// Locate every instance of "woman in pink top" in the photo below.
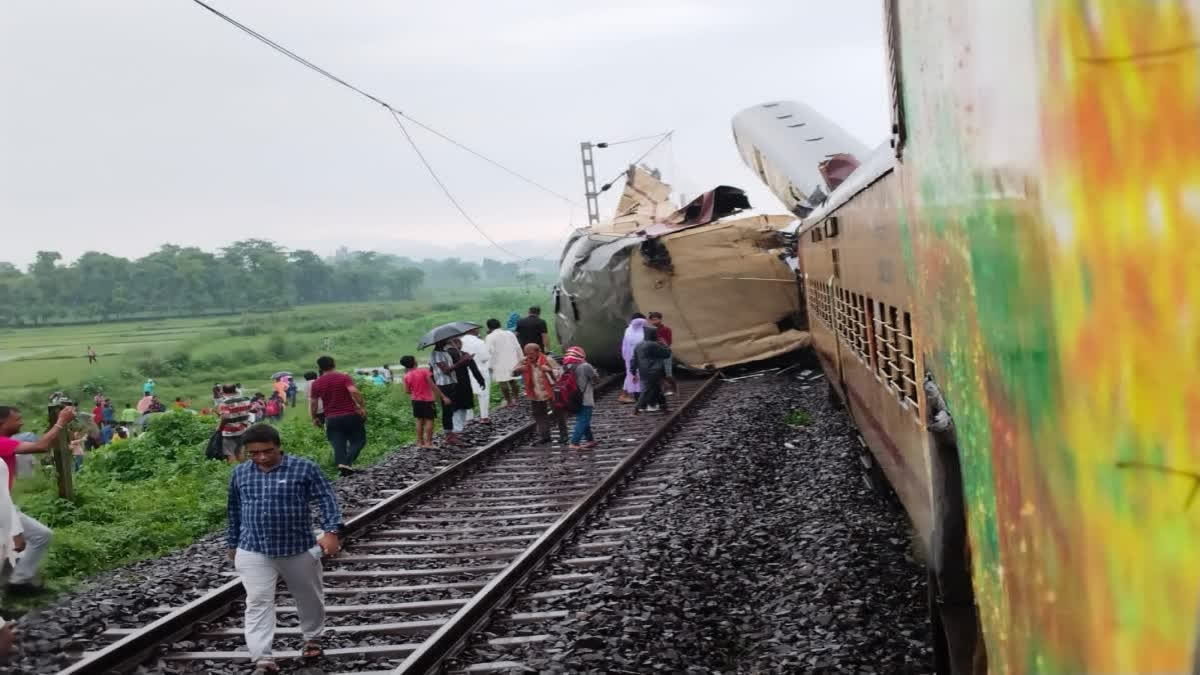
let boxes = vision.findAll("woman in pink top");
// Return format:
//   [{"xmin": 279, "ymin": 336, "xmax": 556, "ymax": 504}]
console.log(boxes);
[{"xmin": 400, "ymin": 355, "xmax": 450, "ymax": 449}]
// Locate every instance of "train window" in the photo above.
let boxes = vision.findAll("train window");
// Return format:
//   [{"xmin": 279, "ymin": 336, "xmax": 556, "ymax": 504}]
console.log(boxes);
[
  {"xmin": 553, "ymin": 287, "xmax": 562, "ymax": 314},
  {"xmin": 831, "ymin": 248, "xmax": 840, "ymax": 279},
  {"xmin": 884, "ymin": 0, "xmax": 907, "ymax": 158},
  {"xmin": 855, "ymin": 293, "xmax": 869, "ymax": 360},
  {"xmin": 570, "ymin": 296, "xmax": 580, "ymax": 322},
  {"xmin": 888, "ymin": 306, "xmax": 903, "ymax": 393},
  {"xmin": 874, "ymin": 302, "xmax": 894, "ymax": 382},
  {"xmin": 825, "ymin": 217, "xmax": 839, "ymax": 238},
  {"xmin": 811, "ymin": 228, "xmax": 823, "ymax": 243},
  {"xmin": 900, "ymin": 311, "xmax": 918, "ymax": 407}
]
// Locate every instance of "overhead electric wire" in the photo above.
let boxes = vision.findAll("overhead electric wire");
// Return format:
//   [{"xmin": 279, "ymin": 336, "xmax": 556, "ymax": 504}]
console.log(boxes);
[
  {"xmin": 388, "ymin": 111, "xmax": 524, "ymax": 260},
  {"xmin": 187, "ymin": 0, "xmax": 576, "ymax": 261},
  {"xmin": 600, "ymin": 131, "xmax": 673, "ymax": 147},
  {"xmin": 597, "ymin": 130, "xmax": 675, "ymax": 198}
]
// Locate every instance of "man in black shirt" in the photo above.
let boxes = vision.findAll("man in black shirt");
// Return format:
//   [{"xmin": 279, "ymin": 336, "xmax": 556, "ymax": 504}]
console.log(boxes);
[{"xmin": 515, "ymin": 306, "xmax": 548, "ymax": 351}]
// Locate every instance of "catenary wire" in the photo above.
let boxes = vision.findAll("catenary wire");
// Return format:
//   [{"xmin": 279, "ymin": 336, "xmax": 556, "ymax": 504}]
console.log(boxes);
[
  {"xmin": 187, "ymin": 0, "xmax": 580, "ymax": 208},
  {"xmin": 388, "ymin": 111, "xmax": 524, "ymax": 261}
]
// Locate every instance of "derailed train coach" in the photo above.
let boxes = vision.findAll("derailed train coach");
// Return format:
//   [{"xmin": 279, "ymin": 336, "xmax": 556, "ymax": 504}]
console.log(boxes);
[
  {"xmin": 553, "ymin": 168, "xmax": 807, "ymax": 372},
  {"xmin": 736, "ymin": 2, "xmax": 1200, "ymax": 673}
]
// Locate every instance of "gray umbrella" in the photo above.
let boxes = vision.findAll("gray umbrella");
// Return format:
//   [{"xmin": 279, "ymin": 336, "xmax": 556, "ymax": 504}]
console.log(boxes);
[
  {"xmin": 417, "ymin": 321, "xmax": 480, "ymax": 349},
  {"xmin": 271, "ymin": 371, "xmax": 292, "ymax": 381}
]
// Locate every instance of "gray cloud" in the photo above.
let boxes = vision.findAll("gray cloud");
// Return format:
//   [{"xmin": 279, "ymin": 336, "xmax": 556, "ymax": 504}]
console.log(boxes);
[{"xmin": 0, "ymin": 0, "xmax": 888, "ymax": 265}]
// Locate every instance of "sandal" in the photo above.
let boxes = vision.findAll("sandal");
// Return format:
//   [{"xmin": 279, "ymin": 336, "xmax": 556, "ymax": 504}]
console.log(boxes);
[
  {"xmin": 253, "ymin": 660, "xmax": 279, "ymax": 674},
  {"xmin": 301, "ymin": 640, "xmax": 323, "ymax": 659}
]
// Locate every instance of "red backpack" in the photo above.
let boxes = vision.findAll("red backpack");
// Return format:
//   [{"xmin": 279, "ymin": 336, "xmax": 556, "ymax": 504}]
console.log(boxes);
[
  {"xmin": 265, "ymin": 399, "xmax": 282, "ymax": 416},
  {"xmin": 552, "ymin": 365, "xmax": 582, "ymax": 412}
]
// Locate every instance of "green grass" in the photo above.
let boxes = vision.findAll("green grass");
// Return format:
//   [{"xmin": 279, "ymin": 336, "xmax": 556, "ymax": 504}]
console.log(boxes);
[
  {"xmin": 2, "ymin": 292, "xmax": 551, "ymax": 607},
  {"xmin": 784, "ymin": 408, "xmax": 813, "ymax": 426}
]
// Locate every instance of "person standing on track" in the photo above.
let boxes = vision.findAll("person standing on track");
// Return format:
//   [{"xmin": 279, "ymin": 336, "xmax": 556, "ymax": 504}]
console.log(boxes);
[
  {"xmin": 400, "ymin": 355, "xmax": 451, "ymax": 449},
  {"xmin": 309, "ymin": 356, "xmax": 367, "ymax": 477},
  {"xmin": 0, "ymin": 404, "xmax": 76, "ymax": 593},
  {"xmin": 459, "ymin": 327, "xmax": 491, "ymax": 423},
  {"xmin": 631, "ymin": 325, "xmax": 672, "ymax": 414},
  {"xmin": 514, "ymin": 343, "xmax": 567, "ymax": 444},
  {"xmin": 430, "ymin": 340, "xmax": 474, "ymax": 445},
  {"xmin": 449, "ymin": 338, "xmax": 486, "ymax": 427},
  {"xmin": 226, "ymin": 424, "xmax": 343, "ymax": 675},
  {"xmin": 515, "ymin": 306, "xmax": 549, "ymax": 351},
  {"xmin": 563, "ymin": 346, "xmax": 598, "ymax": 450},
  {"xmin": 619, "ymin": 314, "xmax": 647, "ymax": 404},
  {"xmin": 647, "ymin": 311, "xmax": 677, "ymax": 395},
  {"xmin": 485, "ymin": 318, "xmax": 523, "ymax": 408}
]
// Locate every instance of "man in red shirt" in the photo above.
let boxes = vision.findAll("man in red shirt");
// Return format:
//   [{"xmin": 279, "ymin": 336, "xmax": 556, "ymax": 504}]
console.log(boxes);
[
  {"xmin": 0, "ymin": 404, "xmax": 76, "ymax": 592},
  {"xmin": 647, "ymin": 312, "xmax": 677, "ymax": 395},
  {"xmin": 308, "ymin": 356, "xmax": 367, "ymax": 476}
]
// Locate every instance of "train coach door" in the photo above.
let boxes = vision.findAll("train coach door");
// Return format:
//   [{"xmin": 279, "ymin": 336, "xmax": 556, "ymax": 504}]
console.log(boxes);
[{"xmin": 829, "ymin": 247, "xmax": 847, "ymax": 396}]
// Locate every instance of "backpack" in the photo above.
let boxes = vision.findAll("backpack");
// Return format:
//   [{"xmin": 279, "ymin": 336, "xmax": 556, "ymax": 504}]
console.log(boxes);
[
  {"xmin": 265, "ymin": 399, "xmax": 282, "ymax": 416},
  {"xmin": 552, "ymin": 365, "xmax": 583, "ymax": 413}
]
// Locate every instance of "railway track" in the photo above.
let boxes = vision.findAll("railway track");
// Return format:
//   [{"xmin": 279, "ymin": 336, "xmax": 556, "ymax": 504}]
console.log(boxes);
[{"xmin": 59, "ymin": 374, "xmax": 719, "ymax": 674}]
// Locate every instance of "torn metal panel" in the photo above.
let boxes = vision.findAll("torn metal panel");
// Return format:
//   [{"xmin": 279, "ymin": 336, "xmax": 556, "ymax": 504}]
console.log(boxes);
[{"xmin": 629, "ymin": 214, "xmax": 810, "ymax": 370}]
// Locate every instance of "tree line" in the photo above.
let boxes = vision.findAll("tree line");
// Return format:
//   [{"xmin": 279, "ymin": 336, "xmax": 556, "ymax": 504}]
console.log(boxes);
[{"xmin": 0, "ymin": 240, "xmax": 543, "ymax": 326}]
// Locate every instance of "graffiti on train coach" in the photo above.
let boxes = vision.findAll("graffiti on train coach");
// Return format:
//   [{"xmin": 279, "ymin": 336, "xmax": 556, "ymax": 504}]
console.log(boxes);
[{"xmin": 896, "ymin": 1, "xmax": 1200, "ymax": 673}]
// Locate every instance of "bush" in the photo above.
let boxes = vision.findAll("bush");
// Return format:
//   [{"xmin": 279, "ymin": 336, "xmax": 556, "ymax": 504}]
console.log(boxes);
[{"xmin": 430, "ymin": 302, "xmax": 461, "ymax": 312}]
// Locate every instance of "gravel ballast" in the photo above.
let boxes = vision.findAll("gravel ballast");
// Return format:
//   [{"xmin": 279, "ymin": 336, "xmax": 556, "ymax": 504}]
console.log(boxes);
[{"xmin": 497, "ymin": 367, "xmax": 933, "ymax": 673}]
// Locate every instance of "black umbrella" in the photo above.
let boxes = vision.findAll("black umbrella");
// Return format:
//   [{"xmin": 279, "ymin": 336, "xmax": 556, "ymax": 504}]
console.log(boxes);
[{"xmin": 417, "ymin": 321, "xmax": 480, "ymax": 349}]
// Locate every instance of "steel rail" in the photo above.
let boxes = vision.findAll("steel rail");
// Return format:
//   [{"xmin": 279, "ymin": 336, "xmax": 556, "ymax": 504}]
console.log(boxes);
[
  {"xmin": 59, "ymin": 421, "xmax": 543, "ymax": 674},
  {"xmin": 393, "ymin": 373, "xmax": 721, "ymax": 674}
]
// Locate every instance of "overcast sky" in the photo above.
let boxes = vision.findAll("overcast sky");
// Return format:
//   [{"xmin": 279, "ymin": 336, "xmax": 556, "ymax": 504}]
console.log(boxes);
[{"xmin": 0, "ymin": 1, "xmax": 888, "ymax": 266}]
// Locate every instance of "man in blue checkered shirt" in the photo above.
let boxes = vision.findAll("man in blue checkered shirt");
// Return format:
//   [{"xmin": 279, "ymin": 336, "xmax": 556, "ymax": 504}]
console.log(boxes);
[{"xmin": 227, "ymin": 424, "xmax": 343, "ymax": 673}]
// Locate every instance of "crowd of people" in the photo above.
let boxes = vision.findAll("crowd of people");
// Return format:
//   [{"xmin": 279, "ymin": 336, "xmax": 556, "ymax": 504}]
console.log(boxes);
[{"xmin": 390, "ymin": 305, "xmax": 675, "ymax": 452}]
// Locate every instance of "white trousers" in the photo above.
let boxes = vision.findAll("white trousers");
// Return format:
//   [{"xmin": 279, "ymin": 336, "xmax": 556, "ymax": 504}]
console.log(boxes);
[
  {"xmin": 235, "ymin": 548, "xmax": 325, "ymax": 663},
  {"xmin": 452, "ymin": 408, "xmax": 468, "ymax": 432},
  {"xmin": 11, "ymin": 512, "xmax": 51, "ymax": 584},
  {"xmin": 467, "ymin": 373, "xmax": 491, "ymax": 420}
]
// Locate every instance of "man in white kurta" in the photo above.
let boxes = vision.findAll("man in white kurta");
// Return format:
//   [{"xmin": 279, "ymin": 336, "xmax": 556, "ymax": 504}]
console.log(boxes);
[
  {"xmin": 484, "ymin": 318, "xmax": 524, "ymax": 408},
  {"xmin": 459, "ymin": 328, "xmax": 491, "ymax": 422}
]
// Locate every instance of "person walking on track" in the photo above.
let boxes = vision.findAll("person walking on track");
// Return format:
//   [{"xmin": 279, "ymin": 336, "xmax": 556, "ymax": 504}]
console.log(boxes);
[
  {"xmin": 619, "ymin": 314, "xmax": 647, "ymax": 403},
  {"xmin": 514, "ymin": 343, "xmax": 567, "ymax": 444},
  {"xmin": 227, "ymin": 424, "xmax": 343, "ymax": 675},
  {"xmin": 485, "ymin": 318, "xmax": 523, "ymax": 408},
  {"xmin": 458, "ymin": 327, "xmax": 492, "ymax": 423},
  {"xmin": 563, "ymin": 346, "xmax": 598, "ymax": 449},
  {"xmin": 309, "ymin": 356, "xmax": 367, "ymax": 476}
]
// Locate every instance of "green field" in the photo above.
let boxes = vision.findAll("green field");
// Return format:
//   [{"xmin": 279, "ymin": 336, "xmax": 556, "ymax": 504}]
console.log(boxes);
[
  {"xmin": 0, "ymin": 287, "xmax": 546, "ymax": 420},
  {"xmin": 2, "ymin": 288, "xmax": 551, "ymax": 604}
]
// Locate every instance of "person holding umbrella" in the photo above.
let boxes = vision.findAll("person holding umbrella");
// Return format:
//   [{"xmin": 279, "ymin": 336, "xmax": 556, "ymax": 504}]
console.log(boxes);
[{"xmin": 418, "ymin": 322, "xmax": 484, "ymax": 446}]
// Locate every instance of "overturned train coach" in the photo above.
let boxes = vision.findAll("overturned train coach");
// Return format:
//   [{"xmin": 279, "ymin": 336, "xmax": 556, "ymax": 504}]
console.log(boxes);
[
  {"xmin": 553, "ymin": 168, "xmax": 807, "ymax": 372},
  {"xmin": 735, "ymin": 1, "xmax": 1200, "ymax": 672}
]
